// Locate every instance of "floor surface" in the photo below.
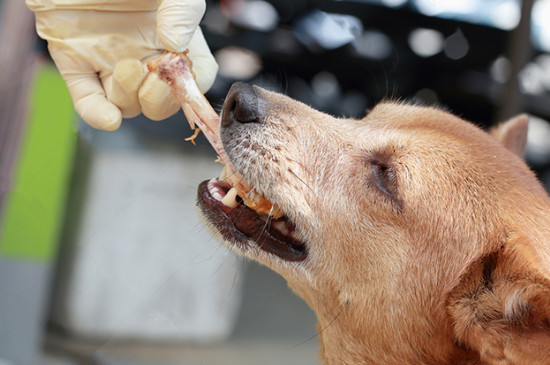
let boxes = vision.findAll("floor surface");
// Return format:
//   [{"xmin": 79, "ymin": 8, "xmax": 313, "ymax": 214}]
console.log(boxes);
[{"xmin": 44, "ymin": 262, "xmax": 319, "ymax": 365}]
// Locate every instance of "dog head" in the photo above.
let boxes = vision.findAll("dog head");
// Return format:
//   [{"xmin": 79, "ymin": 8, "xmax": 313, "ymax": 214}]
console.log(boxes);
[{"xmin": 198, "ymin": 83, "xmax": 550, "ymax": 364}]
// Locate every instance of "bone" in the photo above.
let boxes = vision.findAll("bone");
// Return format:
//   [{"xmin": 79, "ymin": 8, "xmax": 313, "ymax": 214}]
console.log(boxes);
[{"xmin": 147, "ymin": 51, "xmax": 283, "ymax": 218}]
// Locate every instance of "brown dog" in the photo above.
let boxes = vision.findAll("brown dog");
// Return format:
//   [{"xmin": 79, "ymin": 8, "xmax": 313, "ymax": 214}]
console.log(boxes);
[{"xmin": 197, "ymin": 82, "xmax": 550, "ymax": 364}]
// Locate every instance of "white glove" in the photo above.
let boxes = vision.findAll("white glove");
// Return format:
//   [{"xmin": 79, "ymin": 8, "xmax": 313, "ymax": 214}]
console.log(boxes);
[{"xmin": 26, "ymin": 0, "xmax": 218, "ymax": 130}]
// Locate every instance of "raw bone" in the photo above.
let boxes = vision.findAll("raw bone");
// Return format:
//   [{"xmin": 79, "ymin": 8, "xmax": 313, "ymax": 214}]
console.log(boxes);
[{"xmin": 147, "ymin": 51, "xmax": 282, "ymax": 218}]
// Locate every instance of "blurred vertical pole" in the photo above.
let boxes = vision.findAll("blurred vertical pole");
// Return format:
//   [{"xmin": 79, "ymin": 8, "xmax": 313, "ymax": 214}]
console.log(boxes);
[
  {"xmin": 0, "ymin": 0, "xmax": 37, "ymax": 220},
  {"xmin": 497, "ymin": 0, "xmax": 535, "ymax": 121},
  {"xmin": 0, "ymin": 1, "xmax": 46, "ymax": 365}
]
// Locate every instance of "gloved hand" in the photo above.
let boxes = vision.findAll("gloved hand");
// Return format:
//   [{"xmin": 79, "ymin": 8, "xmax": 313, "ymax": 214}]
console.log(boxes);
[{"xmin": 26, "ymin": 0, "xmax": 218, "ymax": 130}]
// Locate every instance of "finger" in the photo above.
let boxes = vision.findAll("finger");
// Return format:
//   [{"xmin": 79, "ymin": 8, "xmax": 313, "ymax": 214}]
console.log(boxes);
[
  {"xmin": 48, "ymin": 44, "xmax": 122, "ymax": 130},
  {"xmin": 73, "ymin": 79, "xmax": 123, "ymax": 131},
  {"xmin": 186, "ymin": 28, "xmax": 218, "ymax": 93},
  {"xmin": 157, "ymin": 0, "xmax": 206, "ymax": 52},
  {"xmin": 138, "ymin": 71, "xmax": 180, "ymax": 121},
  {"xmin": 105, "ymin": 59, "xmax": 148, "ymax": 119}
]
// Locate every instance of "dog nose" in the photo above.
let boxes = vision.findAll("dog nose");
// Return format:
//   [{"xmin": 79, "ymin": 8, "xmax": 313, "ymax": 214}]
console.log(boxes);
[{"xmin": 222, "ymin": 82, "xmax": 263, "ymax": 127}]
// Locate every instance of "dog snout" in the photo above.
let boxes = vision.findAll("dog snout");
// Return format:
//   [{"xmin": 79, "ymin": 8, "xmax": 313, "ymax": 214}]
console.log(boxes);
[{"xmin": 222, "ymin": 82, "xmax": 265, "ymax": 127}]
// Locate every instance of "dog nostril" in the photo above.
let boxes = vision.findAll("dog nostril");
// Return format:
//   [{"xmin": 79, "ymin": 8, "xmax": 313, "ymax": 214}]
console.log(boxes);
[
  {"xmin": 227, "ymin": 82, "xmax": 263, "ymax": 124},
  {"xmin": 234, "ymin": 97, "xmax": 259, "ymax": 123}
]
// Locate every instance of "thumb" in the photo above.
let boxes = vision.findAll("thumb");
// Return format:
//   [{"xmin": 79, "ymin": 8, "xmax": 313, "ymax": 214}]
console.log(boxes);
[
  {"xmin": 157, "ymin": 0, "xmax": 206, "ymax": 52},
  {"xmin": 48, "ymin": 45, "xmax": 122, "ymax": 130}
]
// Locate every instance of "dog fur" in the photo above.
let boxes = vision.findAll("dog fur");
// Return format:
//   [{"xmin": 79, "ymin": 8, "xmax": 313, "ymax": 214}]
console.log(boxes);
[{"xmin": 201, "ymin": 84, "xmax": 550, "ymax": 364}]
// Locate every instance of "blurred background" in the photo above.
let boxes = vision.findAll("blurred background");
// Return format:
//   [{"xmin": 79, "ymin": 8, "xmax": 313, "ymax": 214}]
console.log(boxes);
[{"xmin": 1, "ymin": 0, "xmax": 550, "ymax": 364}]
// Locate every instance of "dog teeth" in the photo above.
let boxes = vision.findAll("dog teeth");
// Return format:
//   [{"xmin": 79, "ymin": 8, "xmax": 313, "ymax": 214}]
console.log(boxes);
[
  {"xmin": 273, "ymin": 221, "xmax": 290, "ymax": 235},
  {"xmin": 222, "ymin": 187, "xmax": 239, "ymax": 208},
  {"xmin": 208, "ymin": 178, "xmax": 224, "ymax": 201},
  {"xmin": 211, "ymin": 190, "xmax": 223, "ymax": 201},
  {"xmin": 215, "ymin": 167, "xmax": 285, "ymax": 219}
]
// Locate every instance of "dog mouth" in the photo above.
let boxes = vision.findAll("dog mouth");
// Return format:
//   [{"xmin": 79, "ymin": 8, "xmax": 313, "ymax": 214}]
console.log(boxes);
[
  {"xmin": 148, "ymin": 55, "xmax": 307, "ymax": 262},
  {"xmin": 197, "ymin": 172, "xmax": 308, "ymax": 262}
]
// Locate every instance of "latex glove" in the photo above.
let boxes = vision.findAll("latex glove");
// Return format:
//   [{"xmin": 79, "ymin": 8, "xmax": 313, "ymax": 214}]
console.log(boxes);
[{"xmin": 26, "ymin": 0, "xmax": 218, "ymax": 130}]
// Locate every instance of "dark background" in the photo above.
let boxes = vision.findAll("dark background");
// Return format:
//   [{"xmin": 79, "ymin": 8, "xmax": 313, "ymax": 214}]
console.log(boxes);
[{"xmin": 192, "ymin": 0, "xmax": 550, "ymax": 184}]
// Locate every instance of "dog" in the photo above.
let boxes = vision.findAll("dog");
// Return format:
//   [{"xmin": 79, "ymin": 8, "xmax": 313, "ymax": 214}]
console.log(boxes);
[{"xmin": 197, "ymin": 82, "xmax": 550, "ymax": 364}]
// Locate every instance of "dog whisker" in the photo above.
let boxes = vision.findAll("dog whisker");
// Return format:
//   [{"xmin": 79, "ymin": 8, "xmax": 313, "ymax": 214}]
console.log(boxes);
[
  {"xmin": 291, "ymin": 304, "xmax": 347, "ymax": 349},
  {"xmin": 287, "ymin": 168, "xmax": 313, "ymax": 192},
  {"xmin": 255, "ymin": 214, "xmax": 273, "ymax": 248}
]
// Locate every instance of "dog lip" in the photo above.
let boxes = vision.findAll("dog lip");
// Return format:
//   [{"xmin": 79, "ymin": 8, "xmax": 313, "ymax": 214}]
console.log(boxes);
[{"xmin": 197, "ymin": 179, "xmax": 308, "ymax": 262}]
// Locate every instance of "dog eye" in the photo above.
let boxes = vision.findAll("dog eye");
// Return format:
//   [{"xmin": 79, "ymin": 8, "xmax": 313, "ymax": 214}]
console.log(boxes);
[
  {"xmin": 367, "ymin": 157, "xmax": 400, "ymax": 208},
  {"xmin": 371, "ymin": 161, "xmax": 393, "ymax": 195}
]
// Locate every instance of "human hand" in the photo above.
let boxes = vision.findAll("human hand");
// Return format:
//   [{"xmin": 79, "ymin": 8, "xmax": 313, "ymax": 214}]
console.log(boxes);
[{"xmin": 26, "ymin": 0, "xmax": 218, "ymax": 130}]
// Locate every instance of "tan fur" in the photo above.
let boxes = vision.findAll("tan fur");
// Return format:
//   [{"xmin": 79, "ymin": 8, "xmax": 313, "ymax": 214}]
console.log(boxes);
[{"xmin": 207, "ymin": 87, "xmax": 550, "ymax": 364}]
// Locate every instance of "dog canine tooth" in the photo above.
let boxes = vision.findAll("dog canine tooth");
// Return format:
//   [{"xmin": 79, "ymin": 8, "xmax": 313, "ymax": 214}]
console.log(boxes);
[{"xmin": 222, "ymin": 187, "xmax": 239, "ymax": 208}]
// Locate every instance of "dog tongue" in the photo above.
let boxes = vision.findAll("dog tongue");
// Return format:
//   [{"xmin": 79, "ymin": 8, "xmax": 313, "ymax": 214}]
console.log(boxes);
[{"xmin": 147, "ymin": 51, "xmax": 283, "ymax": 218}]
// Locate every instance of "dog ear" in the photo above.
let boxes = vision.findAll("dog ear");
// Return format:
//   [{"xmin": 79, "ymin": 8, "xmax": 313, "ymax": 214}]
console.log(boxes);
[
  {"xmin": 489, "ymin": 115, "xmax": 529, "ymax": 158},
  {"xmin": 448, "ymin": 236, "xmax": 550, "ymax": 363}
]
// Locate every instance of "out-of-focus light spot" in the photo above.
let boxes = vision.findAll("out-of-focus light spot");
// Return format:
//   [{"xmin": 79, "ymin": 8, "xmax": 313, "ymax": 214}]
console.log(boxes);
[
  {"xmin": 414, "ymin": 88, "xmax": 439, "ymax": 104},
  {"xmin": 311, "ymin": 71, "xmax": 340, "ymax": 99},
  {"xmin": 526, "ymin": 116, "xmax": 550, "ymax": 165},
  {"xmin": 491, "ymin": 1, "xmax": 520, "ymax": 30},
  {"xmin": 215, "ymin": 47, "xmax": 262, "ymax": 80},
  {"xmin": 532, "ymin": 0, "xmax": 550, "ymax": 52},
  {"xmin": 408, "ymin": 28, "xmax": 444, "ymax": 57},
  {"xmin": 230, "ymin": 0, "xmax": 279, "ymax": 32},
  {"xmin": 414, "ymin": 0, "xmax": 479, "ymax": 16},
  {"xmin": 354, "ymin": 30, "xmax": 393, "ymax": 60},
  {"xmin": 490, "ymin": 56, "xmax": 511, "ymax": 84},
  {"xmin": 413, "ymin": 0, "xmax": 519, "ymax": 30},
  {"xmin": 294, "ymin": 10, "xmax": 363, "ymax": 52},
  {"xmin": 444, "ymin": 29, "xmax": 469, "ymax": 60},
  {"xmin": 381, "ymin": 0, "xmax": 408, "ymax": 7},
  {"xmin": 534, "ymin": 54, "xmax": 550, "ymax": 91},
  {"xmin": 519, "ymin": 62, "xmax": 546, "ymax": 95},
  {"xmin": 413, "ymin": 0, "xmax": 440, "ymax": 16}
]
